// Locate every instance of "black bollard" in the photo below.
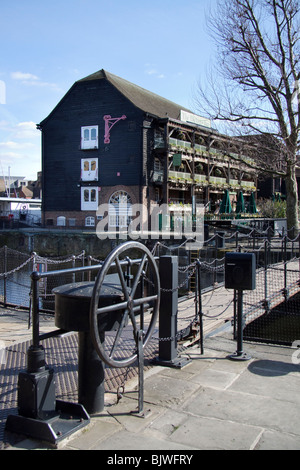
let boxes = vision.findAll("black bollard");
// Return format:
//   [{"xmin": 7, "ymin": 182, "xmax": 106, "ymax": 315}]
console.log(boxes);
[
  {"xmin": 155, "ymin": 256, "xmax": 191, "ymax": 368},
  {"xmin": 225, "ymin": 252, "xmax": 255, "ymax": 362}
]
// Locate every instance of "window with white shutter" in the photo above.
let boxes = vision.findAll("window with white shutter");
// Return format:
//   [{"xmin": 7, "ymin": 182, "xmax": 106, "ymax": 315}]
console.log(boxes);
[{"xmin": 81, "ymin": 126, "xmax": 98, "ymax": 149}]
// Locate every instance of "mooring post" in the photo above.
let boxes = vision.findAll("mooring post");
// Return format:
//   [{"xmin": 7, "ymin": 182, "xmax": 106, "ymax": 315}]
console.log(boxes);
[{"xmin": 155, "ymin": 255, "xmax": 191, "ymax": 368}]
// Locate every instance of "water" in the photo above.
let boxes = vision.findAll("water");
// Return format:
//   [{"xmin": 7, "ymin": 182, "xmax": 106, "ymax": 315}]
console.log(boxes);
[{"xmin": 1, "ymin": 269, "xmax": 32, "ymax": 308}]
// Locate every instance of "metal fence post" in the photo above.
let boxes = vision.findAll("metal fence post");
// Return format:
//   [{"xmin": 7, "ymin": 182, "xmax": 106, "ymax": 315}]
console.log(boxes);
[
  {"xmin": 3, "ymin": 245, "xmax": 7, "ymax": 307},
  {"xmin": 262, "ymin": 240, "xmax": 270, "ymax": 315},
  {"xmin": 196, "ymin": 261, "xmax": 204, "ymax": 355},
  {"xmin": 283, "ymin": 235, "xmax": 288, "ymax": 300},
  {"xmin": 228, "ymin": 290, "xmax": 251, "ymax": 361},
  {"xmin": 72, "ymin": 255, "xmax": 76, "ymax": 283}
]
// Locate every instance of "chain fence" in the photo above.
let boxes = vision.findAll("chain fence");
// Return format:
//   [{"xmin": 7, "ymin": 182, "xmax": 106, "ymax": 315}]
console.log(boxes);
[
  {"xmin": 151, "ymin": 228, "xmax": 300, "ymax": 347},
  {"xmin": 0, "ymin": 228, "xmax": 300, "ymax": 437},
  {"xmin": 1, "ymin": 224, "xmax": 300, "ymax": 346},
  {"xmin": 0, "ymin": 246, "xmax": 86, "ymax": 310}
]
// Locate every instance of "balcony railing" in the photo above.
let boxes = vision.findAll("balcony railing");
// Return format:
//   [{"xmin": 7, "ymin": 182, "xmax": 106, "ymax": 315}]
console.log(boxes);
[
  {"xmin": 169, "ymin": 138, "xmax": 256, "ymax": 167},
  {"xmin": 169, "ymin": 138, "xmax": 192, "ymax": 149},
  {"xmin": 153, "ymin": 170, "xmax": 164, "ymax": 183},
  {"xmin": 240, "ymin": 180, "xmax": 256, "ymax": 190},
  {"xmin": 210, "ymin": 176, "xmax": 227, "ymax": 185},
  {"xmin": 169, "ymin": 170, "xmax": 193, "ymax": 183},
  {"xmin": 194, "ymin": 174, "xmax": 208, "ymax": 184},
  {"xmin": 166, "ymin": 169, "xmax": 256, "ymax": 191}
]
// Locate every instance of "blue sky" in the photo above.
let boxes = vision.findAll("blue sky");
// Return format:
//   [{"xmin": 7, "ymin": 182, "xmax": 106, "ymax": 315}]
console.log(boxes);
[{"xmin": 0, "ymin": 0, "xmax": 217, "ymax": 180}]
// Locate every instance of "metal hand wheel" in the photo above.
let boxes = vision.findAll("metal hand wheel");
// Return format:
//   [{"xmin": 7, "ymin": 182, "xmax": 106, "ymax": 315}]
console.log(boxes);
[{"xmin": 89, "ymin": 241, "xmax": 160, "ymax": 368}]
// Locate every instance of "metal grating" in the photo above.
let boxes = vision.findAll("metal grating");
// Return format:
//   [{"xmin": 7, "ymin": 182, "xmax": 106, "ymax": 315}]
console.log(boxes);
[{"xmin": 0, "ymin": 333, "xmax": 159, "ymax": 448}]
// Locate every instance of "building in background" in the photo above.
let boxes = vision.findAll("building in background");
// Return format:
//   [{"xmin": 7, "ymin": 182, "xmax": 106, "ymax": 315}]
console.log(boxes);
[{"xmin": 38, "ymin": 69, "xmax": 258, "ymax": 230}]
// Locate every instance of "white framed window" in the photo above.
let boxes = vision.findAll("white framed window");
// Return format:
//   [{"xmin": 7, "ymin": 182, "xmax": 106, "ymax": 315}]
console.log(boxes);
[
  {"xmin": 108, "ymin": 191, "xmax": 132, "ymax": 228},
  {"xmin": 81, "ymin": 158, "xmax": 98, "ymax": 181},
  {"xmin": 57, "ymin": 216, "xmax": 66, "ymax": 226},
  {"xmin": 81, "ymin": 126, "xmax": 98, "ymax": 149},
  {"xmin": 85, "ymin": 216, "xmax": 95, "ymax": 227},
  {"xmin": 81, "ymin": 187, "xmax": 98, "ymax": 211}
]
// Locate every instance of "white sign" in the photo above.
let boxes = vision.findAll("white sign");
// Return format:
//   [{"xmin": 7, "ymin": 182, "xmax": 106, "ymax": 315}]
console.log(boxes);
[{"xmin": 180, "ymin": 110, "xmax": 211, "ymax": 129}]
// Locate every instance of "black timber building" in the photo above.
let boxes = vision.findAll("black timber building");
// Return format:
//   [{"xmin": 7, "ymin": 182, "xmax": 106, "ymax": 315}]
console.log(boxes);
[{"xmin": 38, "ymin": 69, "xmax": 257, "ymax": 230}]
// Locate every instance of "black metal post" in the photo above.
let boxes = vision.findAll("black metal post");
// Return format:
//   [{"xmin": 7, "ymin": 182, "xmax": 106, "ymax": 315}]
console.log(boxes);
[
  {"xmin": 78, "ymin": 331, "xmax": 105, "ymax": 414},
  {"xmin": 283, "ymin": 235, "xmax": 288, "ymax": 300},
  {"xmin": 138, "ymin": 330, "xmax": 144, "ymax": 415},
  {"xmin": 130, "ymin": 329, "xmax": 151, "ymax": 419},
  {"xmin": 155, "ymin": 256, "xmax": 191, "ymax": 368},
  {"xmin": 27, "ymin": 272, "xmax": 46, "ymax": 372},
  {"xmin": 196, "ymin": 261, "xmax": 204, "ymax": 355},
  {"xmin": 5, "ymin": 270, "xmax": 90, "ymax": 444},
  {"xmin": 228, "ymin": 290, "xmax": 251, "ymax": 361},
  {"xmin": 263, "ymin": 240, "xmax": 270, "ymax": 315},
  {"xmin": 3, "ymin": 245, "xmax": 7, "ymax": 307},
  {"xmin": 233, "ymin": 290, "xmax": 237, "ymax": 339}
]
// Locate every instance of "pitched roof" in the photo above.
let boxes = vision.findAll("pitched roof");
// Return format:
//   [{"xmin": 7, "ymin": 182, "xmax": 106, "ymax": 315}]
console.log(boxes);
[{"xmin": 78, "ymin": 69, "xmax": 193, "ymax": 120}]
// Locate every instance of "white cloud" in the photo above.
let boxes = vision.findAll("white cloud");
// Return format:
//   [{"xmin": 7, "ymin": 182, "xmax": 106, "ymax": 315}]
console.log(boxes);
[
  {"xmin": 14, "ymin": 121, "xmax": 39, "ymax": 139},
  {"xmin": 0, "ymin": 151, "xmax": 23, "ymax": 159},
  {"xmin": 11, "ymin": 72, "xmax": 39, "ymax": 81},
  {"xmin": 0, "ymin": 121, "xmax": 41, "ymax": 179},
  {"xmin": 144, "ymin": 64, "xmax": 166, "ymax": 79},
  {"xmin": 0, "ymin": 121, "xmax": 39, "ymax": 143},
  {"xmin": 146, "ymin": 69, "xmax": 158, "ymax": 75},
  {"xmin": 11, "ymin": 71, "xmax": 60, "ymax": 90},
  {"xmin": 0, "ymin": 141, "xmax": 35, "ymax": 150}
]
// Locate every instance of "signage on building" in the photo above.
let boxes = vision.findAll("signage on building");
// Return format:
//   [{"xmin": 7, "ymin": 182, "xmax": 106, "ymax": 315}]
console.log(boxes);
[
  {"xmin": 180, "ymin": 110, "xmax": 211, "ymax": 129},
  {"xmin": 173, "ymin": 154, "xmax": 182, "ymax": 167}
]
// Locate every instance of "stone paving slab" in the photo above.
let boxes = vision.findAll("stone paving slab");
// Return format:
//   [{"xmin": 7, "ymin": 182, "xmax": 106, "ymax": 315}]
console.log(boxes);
[
  {"xmin": 2, "ymin": 287, "xmax": 300, "ymax": 451},
  {"xmin": 58, "ymin": 336, "xmax": 300, "ymax": 451}
]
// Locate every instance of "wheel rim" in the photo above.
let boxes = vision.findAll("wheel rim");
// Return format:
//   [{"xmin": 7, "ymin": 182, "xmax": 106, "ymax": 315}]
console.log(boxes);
[{"xmin": 89, "ymin": 242, "xmax": 160, "ymax": 368}]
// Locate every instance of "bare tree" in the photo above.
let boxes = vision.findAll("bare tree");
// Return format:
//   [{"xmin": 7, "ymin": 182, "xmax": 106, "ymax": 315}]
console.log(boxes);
[{"xmin": 196, "ymin": 0, "xmax": 300, "ymax": 237}]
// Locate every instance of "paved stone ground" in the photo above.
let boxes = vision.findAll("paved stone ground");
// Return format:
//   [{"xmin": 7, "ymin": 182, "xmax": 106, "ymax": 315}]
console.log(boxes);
[{"xmin": 0, "ymin": 285, "xmax": 234, "ymax": 449}]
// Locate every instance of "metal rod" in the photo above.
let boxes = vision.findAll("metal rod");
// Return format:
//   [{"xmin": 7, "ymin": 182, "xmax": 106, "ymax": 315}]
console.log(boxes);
[
  {"xmin": 197, "ymin": 261, "xmax": 204, "ymax": 355},
  {"xmin": 236, "ymin": 290, "xmax": 244, "ymax": 356},
  {"xmin": 30, "ymin": 256, "xmax": 159, "ymax": 280},
  {"xmin": 3, "ymin": 245, "xmax": 7, "ymax": 307},
  {"xmin": 284, "ymin": 235, "xmax": 288, "ymax": 297},
  {"xmin": 228, "ymin": 289, "xmax": 251, "ymax": 361},
  {"xmin": 138, "ymin": 330, "xmax": 144, "ymax": 415},
  {"xmin": 264, "ymin": 240, "xmax": 269, "ymax": 312},
  {"xmin": 31, "ymin": 273, "xmax": 40, "ymax": 348}
]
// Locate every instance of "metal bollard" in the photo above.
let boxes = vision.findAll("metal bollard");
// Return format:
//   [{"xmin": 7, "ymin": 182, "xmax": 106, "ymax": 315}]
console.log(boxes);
[
  {"xmin": 155, "ymin": 256, "xmax": 191, "ymax": 369},
  {"xmin": 53, "ymin": 281, "xmax": 124, "ymax": 414},
  {"xmin": 5, "ymin": 274, "xmax": 90, "ymax": 445}
]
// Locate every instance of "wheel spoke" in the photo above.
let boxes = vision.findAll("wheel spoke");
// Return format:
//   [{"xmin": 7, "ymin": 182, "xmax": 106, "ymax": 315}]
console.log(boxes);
[
  {"xmin": 96, "ymin": 300, "xmax": 128, "ymax": 316},
  {"xmin": 109, "ymin": 309, "xmax": 129, "ymax": 358},
  {"xmin": 115, "ymin": 256, "xmax": 130, "ymax": 301},
  {"xmin": 130, "ymin": 253, "xmax": 147, "ymax": 298},
  {"xmin": 132, "ymin": 295, "xmax": 158, "ymax": 306},
  {"xmin": 128, "ymin": 305, "xmax": 138, "ymax": 345}
]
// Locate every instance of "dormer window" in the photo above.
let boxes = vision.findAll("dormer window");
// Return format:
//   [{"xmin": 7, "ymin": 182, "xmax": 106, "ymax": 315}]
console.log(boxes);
[{"xmin": 81, "ymin": 126, "xmax": 98, "ymax": 149}]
